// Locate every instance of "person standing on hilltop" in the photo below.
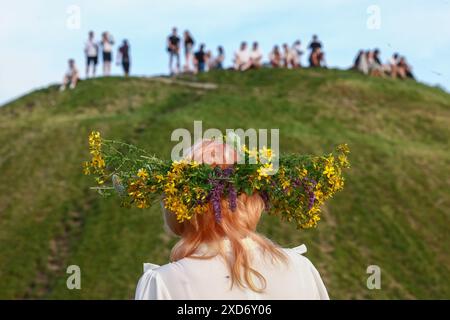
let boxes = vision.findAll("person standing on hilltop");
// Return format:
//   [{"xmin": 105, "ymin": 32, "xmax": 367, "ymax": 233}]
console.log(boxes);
[
  {"xmin": 167, "ymin": 27, "xmax": 181, "ymax": 75},
  {"xmin": 193, "ymin": 43, "xmax": 207, "ymax": 73},
  {"xmin": 117, "ymin": 39, "xmax": 131, "ymax": 77},
  {"xmin": 101, "ymin": 31, "xmax": 115, "ymax": 76},
  {"xmin": 84, "ymin": 31, "xmax": 99, "ymax": 78},
  {"xmin": 183, "ymin": 30, "xmax": 195, "ymax": 72}
]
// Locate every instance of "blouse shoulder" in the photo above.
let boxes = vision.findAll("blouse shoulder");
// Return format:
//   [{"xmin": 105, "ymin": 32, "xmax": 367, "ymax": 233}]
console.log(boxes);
[
  {"xmin": 283, "ymin": 244, "xmax": 330, "ymax": 300},
  {"xmin": 135, "ymin": 263, "xmax": 172, "ymax": 300}
]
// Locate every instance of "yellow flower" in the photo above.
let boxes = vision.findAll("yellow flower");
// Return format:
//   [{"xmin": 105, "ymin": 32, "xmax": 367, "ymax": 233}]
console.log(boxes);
[
  {"xmin": 82, "ymin": 162, "xmax": 91, "ymax": 175},
  {"xmin": 281, "ymin": 180, "xmax": 291, "ymax": 189},
  {"xmin": 164, "ymin": 182, "xmax": 177, "ymax": 195},
  {"xmin": 298, "ymin": 167, "xmax": 308, "ymax": 178},
  {"xmin": 137, "ymin": 168, "xmax": 149, "ymax": 180},
  {"xmin": 259, "ymin": 146, "xmax": 274, "ymax": 161},
  {"xmin": 190, "ymin": 161, "xmax": 199, "ymax": 168},
  {"xmin": 338, "ymin": 154, "xmax": 350, "ymax": 167},
  {"xmin": 257, "ymin": 163, "xmax": 274, "ymax": 179},
  {"xmin": 314, "ymin": 189, "xmax": 324, "ymax": 202},
  {"xmin": 136, "ymin": 199, "xmax": 149, "ymax": 209},
  {"xmin": 247, "ymin": 148, "xmax": 259, "ymax": 160},
  {"xmin": 323, "ymin": 165, "xmax": 335, "ymax": 178},
  {"xmin": 155, "ymin": 174, "xmax": 165, "ymax": 183},
  {"xmin": 337, "ymin": 143, "xmax": 350, "ymax": 154}
]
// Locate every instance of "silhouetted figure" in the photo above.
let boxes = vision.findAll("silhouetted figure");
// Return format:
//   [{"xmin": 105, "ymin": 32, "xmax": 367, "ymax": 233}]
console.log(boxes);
[
  {"xmin": 194, "ymin": 44, "xmax": 207, "ymax": 73},
  {"xmin": 167, "ymin": 27, "xmax": 181, "ymax": 75},
  {"xmin": 183, "ymin": 30, "xmax": 195, "ymax": 72},
  {"xmin": 117, "ymin": 39, "xmax": 131, "ymax": 76}
]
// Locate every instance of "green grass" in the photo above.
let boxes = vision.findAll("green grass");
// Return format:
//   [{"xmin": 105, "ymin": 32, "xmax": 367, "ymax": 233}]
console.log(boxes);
[{"xmin": 0, "ymin": 68, "xmax": 449, "ymax": 299}]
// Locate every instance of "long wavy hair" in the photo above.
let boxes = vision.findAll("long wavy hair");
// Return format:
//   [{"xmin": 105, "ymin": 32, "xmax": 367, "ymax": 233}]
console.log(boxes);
[{"xmin": 164, "ymin": 139, "xmax": 287, "ymax": 292}]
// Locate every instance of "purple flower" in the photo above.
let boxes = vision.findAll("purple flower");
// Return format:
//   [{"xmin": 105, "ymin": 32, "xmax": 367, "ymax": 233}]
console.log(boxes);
[
  {"xmin": 308, "ymin": 191, "xmax": 315, "ymax": 210},
  {"xmin": 228, "ymin": 185, "xmax": 237, "ymax": 212},
  {"xmin": 211, "ymin": 182, "xmax": 225, "ymax": 222},
  {"xmin": 222, "ymin": 166, "xmax": 234, "ymax": 177}
]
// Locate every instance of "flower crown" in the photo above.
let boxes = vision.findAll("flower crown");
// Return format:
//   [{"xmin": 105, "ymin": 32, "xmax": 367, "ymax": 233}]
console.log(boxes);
[{"xmin": 83, "ymin": 131, "xmax": 350, "ymax": 229}]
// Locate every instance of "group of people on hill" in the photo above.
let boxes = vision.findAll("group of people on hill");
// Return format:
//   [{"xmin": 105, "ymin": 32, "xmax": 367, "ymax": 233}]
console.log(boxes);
[
  {"xmin": 61, "ymin": 27, "xmax": 416, "ymax": 91},
  {"xmin": 166, "ymin": 27, "xmax": 225, "ymax": 74},
  {"xmin": 60, "ymin": 31, "xmax": 131, "ymax": 91},
  {"xmin": 353, "ymin": 49, "xmax": 414, "ymax": 80},
  {"xmin": 267, "ymin": 35, "xmax": 326, "ymax": 69},
  {"xmin": 167, "ymin": 27, "xmax": 328, "ymax": 74}
]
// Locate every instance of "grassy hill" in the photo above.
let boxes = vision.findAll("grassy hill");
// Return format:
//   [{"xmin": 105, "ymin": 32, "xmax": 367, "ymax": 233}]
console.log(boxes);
[{"xmin": 0, "ymin": 68, "xmax": 449, "ymax": 299}]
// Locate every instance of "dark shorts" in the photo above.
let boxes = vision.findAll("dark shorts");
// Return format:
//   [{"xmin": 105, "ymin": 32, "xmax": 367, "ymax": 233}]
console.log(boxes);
[
  {"xmin": 87, "ymin": 56, "xmax": 98, "ymax": 66},
  {"xmin": 197, "ymin": 62, "xmax": 205, "ymax": 72},
  {"xmin": 103, "ymin": 51, "xmax": 112, "ymax": 62},
  {"xmin": 122, "ymin": 62, "xmax": 130, "ymax": 73}
]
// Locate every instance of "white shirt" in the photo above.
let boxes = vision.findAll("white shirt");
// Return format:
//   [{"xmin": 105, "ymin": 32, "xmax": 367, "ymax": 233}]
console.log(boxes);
[
  {"xmin": 235, "ymin": 49, "xmax": 250, "ymax": 64},
  {"xmin": 85, "ymin": 39, "xmax": 98, "ymax": 57},
  {"xmin": 250, "ymin": 49, "xmax": 263, "ymax": 61},
  {"xmin": 135, "ymin": 238, "xmax": 329, "ymax": 300}
]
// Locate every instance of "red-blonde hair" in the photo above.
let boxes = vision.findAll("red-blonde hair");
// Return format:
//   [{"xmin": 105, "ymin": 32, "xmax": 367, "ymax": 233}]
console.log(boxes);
[{"xmin": 164, "ymin": 139, "xmax": 287, "ymax": 292}]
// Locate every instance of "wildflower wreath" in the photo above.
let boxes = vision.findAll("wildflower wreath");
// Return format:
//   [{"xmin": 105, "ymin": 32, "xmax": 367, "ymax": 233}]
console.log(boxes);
[{"xmin": 83, "ymin": 131, "xmax": 350, "ymax": 229}]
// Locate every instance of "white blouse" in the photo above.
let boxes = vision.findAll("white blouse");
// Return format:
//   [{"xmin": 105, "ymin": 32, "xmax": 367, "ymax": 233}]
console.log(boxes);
[{"xmin": 135, "ymin": 238, "xmax": 329, "ymax": 300}]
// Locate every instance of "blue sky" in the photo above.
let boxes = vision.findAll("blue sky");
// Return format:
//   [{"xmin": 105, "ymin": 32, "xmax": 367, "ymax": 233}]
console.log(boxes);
[{"xmin": 1, "ymin": 0, "xmax": 450, "ymax": 105}]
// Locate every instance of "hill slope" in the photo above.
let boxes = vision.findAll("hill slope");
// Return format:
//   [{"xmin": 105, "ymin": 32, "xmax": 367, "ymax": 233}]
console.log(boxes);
[{"xmin": 0, "ymin": 68, "xmax": 449, "ymax": 299}]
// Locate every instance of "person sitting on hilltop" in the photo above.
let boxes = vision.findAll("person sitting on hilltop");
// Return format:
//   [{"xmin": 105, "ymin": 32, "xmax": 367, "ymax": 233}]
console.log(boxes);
[
  {"xmin": 387, "ymin": 53, "xmax": 400, "ymax": 78},
  {"xmin": 60, "ymin": 59, "xmax": 79, "ymax": 91},
  {"xmin": 352, "ymin": 50, "xmax": 364, "ymax": 70},
  {"xmin": 234, "ymin": 42, "xmax": 252, "ymax": 71},
  {"xmin": 397, "ymin": 56, "xmax": 415, "ymax": 80},
  {"xmin": 356, "ymin": 50, "xmax": 369, "ymax": 74},
  {"xmin": 249, "ymin": 42, "xmax": 263, "ymax": 69},
  {"xmin": 215, "ymin": 46, "xmax": 225, "ymax": 69},
  {"xmin": 193, "ymin": 44, "xmax": 207, "ymax": 73},
  {"xmin": 282, "ymin": 43, "xmax": 296, "ymax": 68},
  {"xmin": 269, "ymin": 45, "xmax": 282, "ymax": 68},
  {"xmin": 308, "ymin": 35, "xmax": 322, "ymax": 66},
  {"xmin": 292, "ymin": 40, "xmax": 303, "ymax": 67},
  {"xmin": 368, "ymin": 49, "xmax": 383, "ymax": 77},
  {"xmin": 309, "ymin": 47, "xmax": 325, "ymax": 68},
  {"xmin": 207, "ymin": 46, "xmax": 225, "ymax": 70}
]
